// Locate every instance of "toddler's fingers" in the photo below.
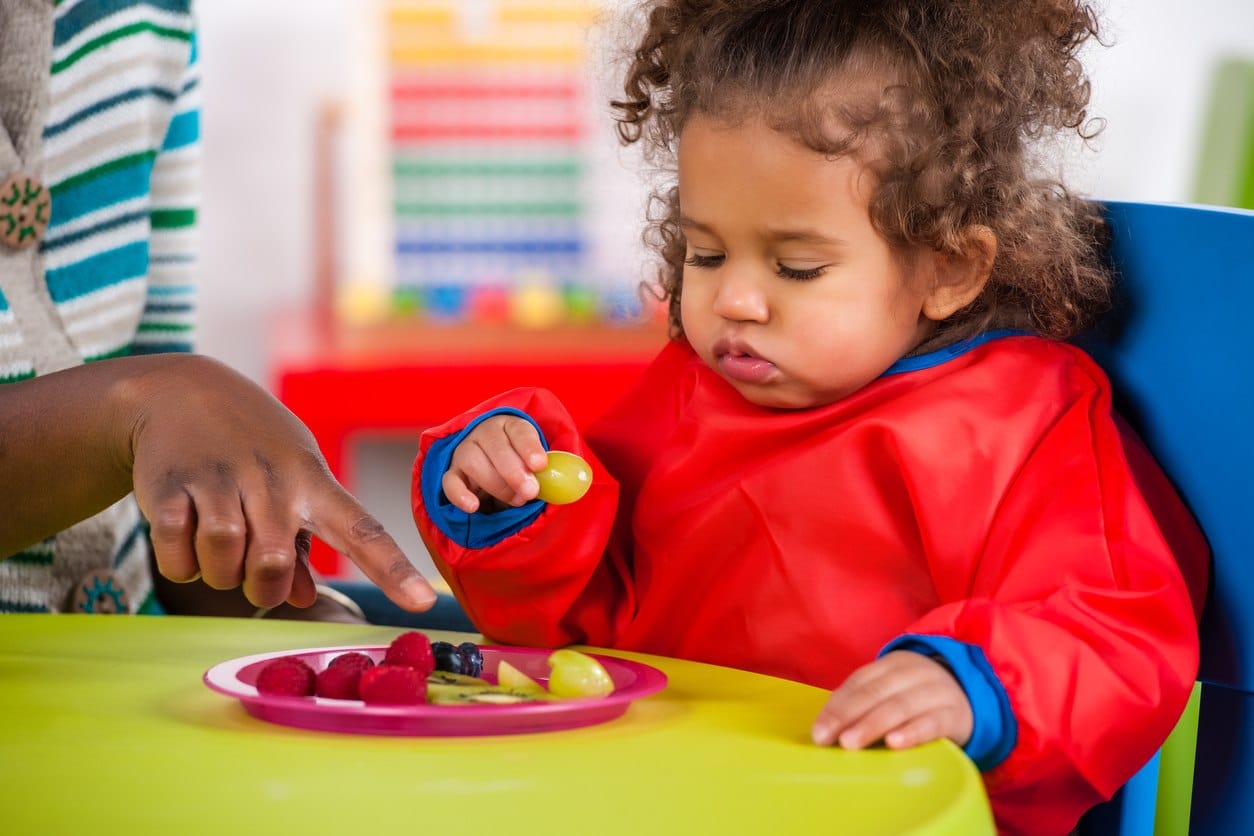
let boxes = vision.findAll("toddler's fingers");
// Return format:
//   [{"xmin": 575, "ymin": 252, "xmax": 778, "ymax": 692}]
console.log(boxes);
[
  {"xmin": 811, "ymin": 660, "xmax": 904, "ymax": 746},
  {"xmin": 440, "ymin": 469, "xmax": 481, "ymax": 513},
  {"xmin": 465, "ymin": 433, "xmax": 538, "ymax": 506},
  {"xmin": 501, "ymin": 417, "xmax": 549, "ymax": 472},
  {"xmin": 883, "ymin": 712, "xmax": 948, "ymax": 750},
  {"xmin": 452, "ymin": 440, "xmax": 528, "ymax": 506},
  {"xmin": 834, "ymin": 689, "xmax": 932, "ymax": 750}
]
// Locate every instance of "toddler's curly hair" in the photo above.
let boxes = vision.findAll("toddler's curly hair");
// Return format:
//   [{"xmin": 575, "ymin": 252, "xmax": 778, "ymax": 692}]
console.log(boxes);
[{"xmin": 611, "ymin": 0, "xmax": 1113, "ymax": 345}]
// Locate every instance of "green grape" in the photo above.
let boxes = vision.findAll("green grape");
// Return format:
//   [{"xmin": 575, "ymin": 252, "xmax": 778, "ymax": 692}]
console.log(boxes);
[
  {"xmin": 534, "ymin": 451, "xmax": 593, "ymax": 504},
  {"xmin": 546, "ymin": 649, "xmax": 615, "ymax": 698}
]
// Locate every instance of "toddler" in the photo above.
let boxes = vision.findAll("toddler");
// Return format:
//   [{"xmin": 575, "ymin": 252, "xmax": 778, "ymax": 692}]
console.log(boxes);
[{"xmin": 411, "ymin": 2, "xmax": 1208, "ymax": 833}]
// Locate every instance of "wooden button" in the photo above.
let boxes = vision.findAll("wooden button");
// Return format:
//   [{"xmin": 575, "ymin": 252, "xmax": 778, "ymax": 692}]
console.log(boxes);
[
  {"xmin": 0, "ymin": 174, "xmax": 52, "ymax": 249},
  {"xmin": 70, "ymin": 569, "xmax": 131, "ymax": 614}
]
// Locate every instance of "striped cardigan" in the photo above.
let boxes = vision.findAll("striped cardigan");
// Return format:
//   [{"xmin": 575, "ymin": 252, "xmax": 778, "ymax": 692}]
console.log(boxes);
[{"xmin": 0, "ymin": 0, "xmax": 199, "ymax": 613}]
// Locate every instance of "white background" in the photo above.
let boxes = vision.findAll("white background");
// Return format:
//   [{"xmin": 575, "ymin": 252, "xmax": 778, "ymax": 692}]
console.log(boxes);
[{"xmin": 193, "ymin": 0, "xmax": 1254, "ymax": 580}]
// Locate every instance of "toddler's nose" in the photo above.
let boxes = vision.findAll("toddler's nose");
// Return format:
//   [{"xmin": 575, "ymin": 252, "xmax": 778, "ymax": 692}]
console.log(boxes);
[{"xmin": 711, "ymin": 265, "xmax": 769, "ymax": 322}]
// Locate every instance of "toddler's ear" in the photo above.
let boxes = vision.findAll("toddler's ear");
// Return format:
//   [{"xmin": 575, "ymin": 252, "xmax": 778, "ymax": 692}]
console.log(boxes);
[{"xmin": 922, "ymin": 225, "xmax": 997, "ymax": 321}]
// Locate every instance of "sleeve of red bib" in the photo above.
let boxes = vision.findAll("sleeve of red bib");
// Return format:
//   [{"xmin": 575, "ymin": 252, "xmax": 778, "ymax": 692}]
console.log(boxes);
[
  {"xmin": 410, "ymin": 388, "xmax": 636, "ymax": 649},
  {"xmin": 896, "ymin": 387, "xmax": 1207, "ymax": 835}
]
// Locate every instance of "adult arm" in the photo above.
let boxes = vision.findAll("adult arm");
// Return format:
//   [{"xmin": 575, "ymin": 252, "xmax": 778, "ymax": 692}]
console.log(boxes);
[{"xmin": 0, "ymin": 353, "xmax": 436, "ymax": 614}]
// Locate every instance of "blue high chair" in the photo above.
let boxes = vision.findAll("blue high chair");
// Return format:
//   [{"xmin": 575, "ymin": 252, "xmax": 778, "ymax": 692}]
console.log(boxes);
[{"xmin": 1077, "ymin": 200, "xmax": 1254, "ymax": 835}]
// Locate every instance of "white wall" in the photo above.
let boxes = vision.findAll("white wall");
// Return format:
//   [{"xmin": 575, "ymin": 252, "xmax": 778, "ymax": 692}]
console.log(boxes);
[
  {"xmin": 194, "ymin": 0, "xmax": 1254, "ymax": 580},
  {"xmin": 196, "ymin": 0, "xmax": 1254, "ymax": 383},
  {"xmin": 197, "ymin": 0, "xmax": 368, "ymax": 386},
  {"xmin": 1077, "ymin": 0, "xmax": 1254, "ymax": 200}
]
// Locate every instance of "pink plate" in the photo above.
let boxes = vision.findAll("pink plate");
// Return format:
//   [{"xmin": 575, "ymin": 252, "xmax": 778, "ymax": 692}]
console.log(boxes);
[{"xmin": 204, "ymin": 644, "xmax": 667, "ymax": 736}]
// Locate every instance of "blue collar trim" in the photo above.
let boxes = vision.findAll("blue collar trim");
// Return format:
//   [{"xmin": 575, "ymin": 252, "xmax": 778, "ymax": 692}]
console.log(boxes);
[{"xmin": 882, "ymin": 329, "xmax": 1029, "ymax": 377}]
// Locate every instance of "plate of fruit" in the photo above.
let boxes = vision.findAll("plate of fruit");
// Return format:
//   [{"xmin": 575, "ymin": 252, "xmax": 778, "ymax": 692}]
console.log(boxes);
[{"xmin": 203, "ymin": 631, "xmax": 668, "ymax": 736}]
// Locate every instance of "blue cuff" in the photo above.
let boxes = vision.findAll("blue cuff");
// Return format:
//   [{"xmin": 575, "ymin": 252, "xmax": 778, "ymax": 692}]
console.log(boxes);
[
  {"xmin": 420, "ymin": 408, "xmax": 549, "ymax": 549},
  {"xmin": 880, "ymin": 634, "xmax": 1017, "ymax": 772}
]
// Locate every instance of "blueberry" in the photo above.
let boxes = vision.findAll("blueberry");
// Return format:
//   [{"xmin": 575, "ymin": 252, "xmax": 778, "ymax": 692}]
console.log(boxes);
[
  {"xmin": 432, "ymin": 641, "xmax": 465, "ymax": 674},
  {"xmin": 458, "ymin": 642, "xmax": 483, "ymax": 677}
]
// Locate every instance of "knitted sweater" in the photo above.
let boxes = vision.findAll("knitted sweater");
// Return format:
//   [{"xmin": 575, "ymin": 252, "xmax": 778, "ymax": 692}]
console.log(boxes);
[{"xmin": 0, "ymin": 0, "xmax": 199, "ymax": 613}]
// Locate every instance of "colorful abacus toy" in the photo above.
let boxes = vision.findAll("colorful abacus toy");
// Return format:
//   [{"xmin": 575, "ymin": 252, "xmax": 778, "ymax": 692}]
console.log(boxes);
[{"xmin": 383, "ymin": 1, "xmax": 639, "ymax": 328}]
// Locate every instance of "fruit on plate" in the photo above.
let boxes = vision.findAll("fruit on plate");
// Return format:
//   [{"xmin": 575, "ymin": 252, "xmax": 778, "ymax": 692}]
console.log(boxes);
[
  {"xmin": 428, "ymin": 670, "xmax": 490, "ymax": 686},
  {"xmin": 457, "ymin": 642, "xmax": 484, "ymax": 676},
  {"xmin": 383, "ymin": 631, "xmax": 435, "ymax": 676},
  {"xmin": 315, "ymin": 651, "xmax": 377, "ymax": 698},
  {"xmin": 327, "ymin": 652, "xmax": 375, "ymax": 674},
  {"xmin": 432, "ymin": 640, "xmax": 484, "ymax": 677},
  {"xmin": 546, "ymin": 649, "xmax": 615, "ymax": 698},
  {"xmin": 495, "ymin": 660, "xmax": 547, "ymax": 697},
  {"xmin": 426, "ymin": 681, "xmax": 548, "ymax": 705},
  {"xmin": 359, "ymin": 665, "xmax": 427, "ymax": 705},
  {"xmin": 316, "ymin": 665, "xmax": 363, "ymax": 700},
  {"xmin": 245, "ymin": 637, "xmax": 619, "ymax": 707},
  {"xmin": 255, "ymin": 657, "xmax": 316, "ymax": 697},
  {"xmin": 424, "ymin": 669, "xmax": 548, "ymax": 704},
  {"xmin": 534, "ymin": 451, "xmax": 593, "ymax": 504}
]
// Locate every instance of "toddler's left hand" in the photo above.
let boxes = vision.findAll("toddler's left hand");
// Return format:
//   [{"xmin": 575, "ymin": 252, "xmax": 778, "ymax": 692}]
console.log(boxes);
[{"xmin": 811, "ymin": 650, "xmax": 973, "ymax": 752}]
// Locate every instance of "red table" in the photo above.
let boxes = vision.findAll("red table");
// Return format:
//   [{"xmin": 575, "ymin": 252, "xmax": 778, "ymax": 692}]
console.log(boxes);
[{"xmin": 267, "ymin": 308, "xmax": 667, "ymax": 575}]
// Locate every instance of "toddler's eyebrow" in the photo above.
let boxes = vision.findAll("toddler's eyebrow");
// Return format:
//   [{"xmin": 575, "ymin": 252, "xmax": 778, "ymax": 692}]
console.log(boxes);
[
  {"xmin": 680, "ymin": 215, "xmax": 846, "ymax": 248},
  {"xmin": 765, "ymin": 227, "xmax": 847, "ymax": 247}
]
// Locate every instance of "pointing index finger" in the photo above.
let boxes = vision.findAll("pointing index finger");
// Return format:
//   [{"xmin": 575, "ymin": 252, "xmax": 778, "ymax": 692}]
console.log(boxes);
[{"xmin": 307, "ymin": 488, "xmax": 437, "ymax": 612}]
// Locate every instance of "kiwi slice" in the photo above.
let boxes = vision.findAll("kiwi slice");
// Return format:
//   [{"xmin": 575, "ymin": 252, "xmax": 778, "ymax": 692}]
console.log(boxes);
[{"xmin": 426, "ymin": 682, "xmax": 549, "ymax": 705}]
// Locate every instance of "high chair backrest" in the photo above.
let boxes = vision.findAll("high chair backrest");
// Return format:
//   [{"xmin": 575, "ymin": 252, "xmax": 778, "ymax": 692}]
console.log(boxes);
[{"xmin": 1081, "ymin": 200, "xmax": 1254, "ymax": 833}]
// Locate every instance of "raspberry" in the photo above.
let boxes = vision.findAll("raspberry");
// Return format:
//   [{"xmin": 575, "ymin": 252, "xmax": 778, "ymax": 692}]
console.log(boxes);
[
  {"xmin": 315, "ymin": 666, "xmax": 359, "ymax": 700},
  {"xmin": 314, "ymin": 652, "xmax": 375, "ymax": 699},
  {"xmin": 383, "ymin": 631, "xmax": 435, "ymax": 677},
  {"xmin": 316, "ymin": 665, "xmax": 363, "ymax": 700},
  {"xmin": 359, "ymin": 664, "xmax": 427, "ymax": 705},
  {"xmin": 255, "ymin": 657, "xmax": 316, "ymax": 697},
  {"xmin": 327, "ymin": 652, "xmax": 375, "ymax": 675}
]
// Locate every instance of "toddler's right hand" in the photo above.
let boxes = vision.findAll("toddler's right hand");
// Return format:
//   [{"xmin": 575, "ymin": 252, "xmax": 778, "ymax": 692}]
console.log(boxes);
[{"xmin": 442, "ymin": 415, "xmax": 549, "ymax": 513}]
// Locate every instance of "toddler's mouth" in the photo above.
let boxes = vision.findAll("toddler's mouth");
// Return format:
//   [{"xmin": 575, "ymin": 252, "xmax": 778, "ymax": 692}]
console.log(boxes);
[{"xmin": 714, "ymin": 340, "xmax": 776, "ymax": 384}]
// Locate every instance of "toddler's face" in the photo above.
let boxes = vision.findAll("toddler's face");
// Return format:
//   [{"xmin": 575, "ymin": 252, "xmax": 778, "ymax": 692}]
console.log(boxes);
[{"xmin": 677, "ymin": 114, "xmax": 940, "ymax": 409}]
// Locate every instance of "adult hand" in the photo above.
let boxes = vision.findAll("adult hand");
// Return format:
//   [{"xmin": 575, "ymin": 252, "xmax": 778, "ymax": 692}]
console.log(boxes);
[
  {"xmin": 810, "ymin": 650, "xmax": 974, "ymax": 752},
  {"xmin": 125, "ymin": 355, "xmax": 436, "ymax": 612}
]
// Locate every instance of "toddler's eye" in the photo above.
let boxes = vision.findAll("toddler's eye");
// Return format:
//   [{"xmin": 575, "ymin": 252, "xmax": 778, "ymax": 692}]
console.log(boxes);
[
  {"xmin": 776, "ymin": 263, "xmax": 826, "ymax": 281},
  {"xmin": 684, "ymin": 253, "xmax": 724, "ymax": 269}
]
